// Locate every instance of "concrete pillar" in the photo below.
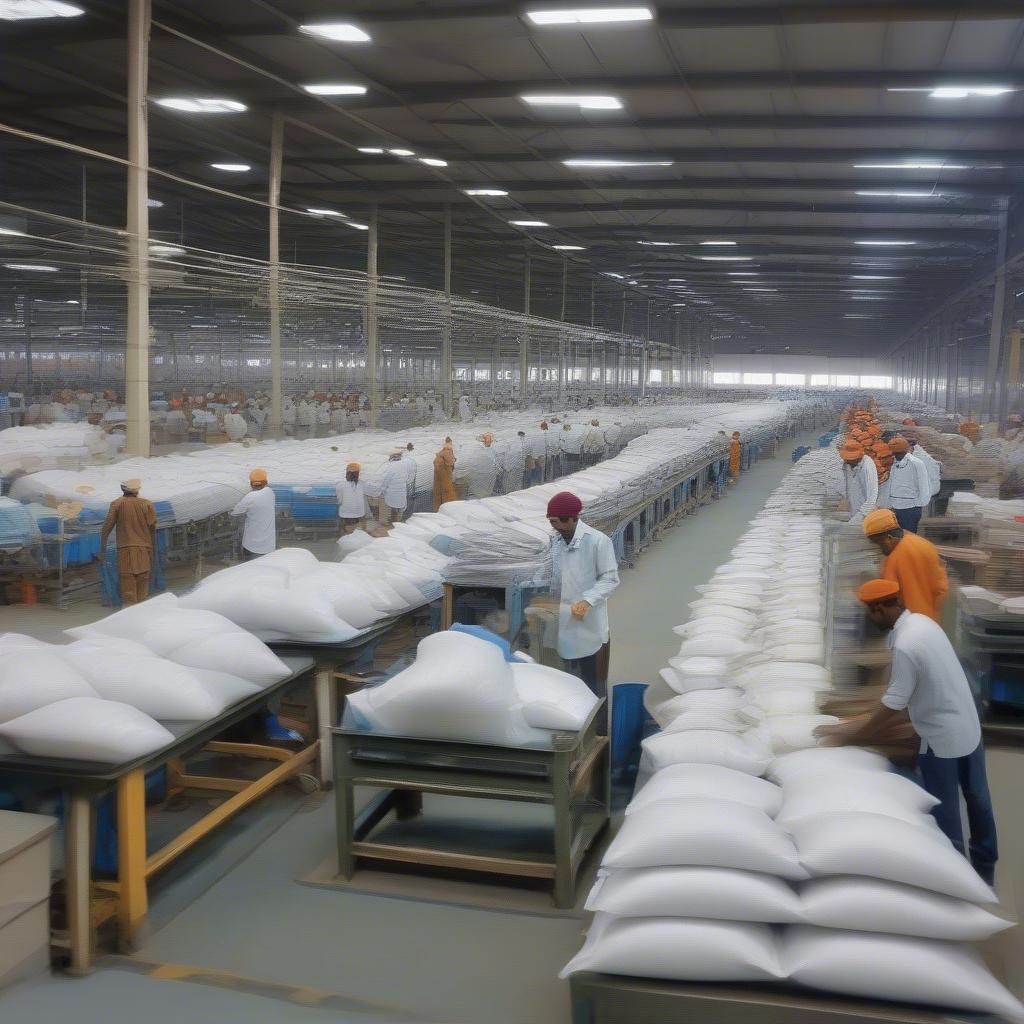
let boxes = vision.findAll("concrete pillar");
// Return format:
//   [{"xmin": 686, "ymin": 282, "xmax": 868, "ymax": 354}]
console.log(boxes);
[
  {"xmin": 520, "ymin": 253, "xmax": 530, "ymax": 407},
  {"xmin": 441, "ymin": 203, "xmax": 453, "ymax": 415},
  {"xmin": 268, "ymin": 110, "xmax": 283, "ymax": 436},
  {"xmin": 366, "ymin": 206, "xmax": 379, "ymax": 427},
  {"xmin": 983, "ymin": 201, "xmax": 1010, "ymax": 421}
]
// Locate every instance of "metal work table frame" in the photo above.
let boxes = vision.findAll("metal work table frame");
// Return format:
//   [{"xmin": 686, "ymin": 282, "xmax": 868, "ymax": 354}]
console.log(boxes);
[
  {"xmin": 332, "ymin": 700, "xmax": 609, "ymax": 908},
  {"xmin": 0, "ymin": 656, "xmax": 315, "ymax": 976}
]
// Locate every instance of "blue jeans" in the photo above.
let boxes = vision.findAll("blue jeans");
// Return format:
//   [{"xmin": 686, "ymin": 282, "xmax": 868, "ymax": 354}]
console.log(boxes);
[
  {"xmin": 917, "ymin": 743, "xmax": 998, "ymax": 884},
  {"xmin": 893, "ymin": 506, "xmax": 923, "ymax": 533}
]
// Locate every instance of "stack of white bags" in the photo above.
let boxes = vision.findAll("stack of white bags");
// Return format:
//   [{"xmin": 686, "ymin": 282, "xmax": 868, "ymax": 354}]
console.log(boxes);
[
  {"xmin": 562, "ymin": 450, "xmax": 1024, "ymax": 1021},
  {"xmin": 0, "ymin": 597, "xmax": 292, "ymax": 764}
]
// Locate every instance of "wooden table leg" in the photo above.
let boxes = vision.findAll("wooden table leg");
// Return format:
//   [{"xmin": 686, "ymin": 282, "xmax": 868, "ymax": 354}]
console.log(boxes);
[
  {"xmin": 65, "ymin": 792, "xmax": 93, "ymax": 975},
  {"xmin": 116, "ymin": 769, "xmax": 148, "ymax": 951},
  {"xmin": 314, "ymin": 666, "xmax": 337, "ymax": 788}
]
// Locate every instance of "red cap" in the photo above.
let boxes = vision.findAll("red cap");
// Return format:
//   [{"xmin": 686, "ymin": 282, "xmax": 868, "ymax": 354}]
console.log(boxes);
[{"xmin": 547, "ymin": 491, "xmax": 583, "ymax": 518}]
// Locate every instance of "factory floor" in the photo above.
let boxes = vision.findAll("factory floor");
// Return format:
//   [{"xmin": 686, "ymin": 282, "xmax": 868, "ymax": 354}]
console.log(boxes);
[{"xmin": 2, "ymin": 428, "xmax": 1021, "ymax": 1024}]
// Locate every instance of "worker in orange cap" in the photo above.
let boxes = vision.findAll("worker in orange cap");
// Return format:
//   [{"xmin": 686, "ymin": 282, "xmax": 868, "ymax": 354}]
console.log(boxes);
[
  {"xmin": 863, "ymin": 508, "xmax": 948, "ymax": 622},
  {"xmin": 839, "ymin": 441, "xmax": 878, "ymax": 525},
  {"xmin": 823, "ymin": 579, "xmax": 997, "ymax": 885},
  {"xmin": 885, "ymin": 435, "xmax": 931, "ymax": 533},
  {"xmin": 231, "ymin": 468, "xmax": 276, "ymax": 560},
  {"xmin": 729, "ymin": 431, "xmax": 742, "ymax": 481}
]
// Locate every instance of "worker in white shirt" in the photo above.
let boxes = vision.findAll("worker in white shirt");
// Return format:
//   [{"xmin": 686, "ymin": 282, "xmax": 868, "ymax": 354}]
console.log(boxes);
[
  {"xmin": 560, "ymin": 422, "xmax": 583, "ymax": 474},
  {"xmin": 542, "ymin": 491, "xmax": 620, "ymax": 733},
  {"xmin": 839, "ymin": 441, "xmax": 878, "ymax": 525},
  {"xmin": 401, "ymin": 442, "xmax": 418, "ymax": 513},
  {"xmin": 231, "ymin": 468, "xmax": 276, "ymax": 560},
  {"xmin": 904, "ymin": 430, "xmax": 941, "ymax": 498},
  {"xmin": 543, "ymin": 419, "xmax": 561, "ymax": 480},
  {"xmin": 526, "ymin": 424, "xmax": 547, "ymax": 486},
  {"xmin": 885, "ymin": 435, "xmax": 931, "ymax": 534},
  {"xmin": 379, "ymin": 451, "xmax": 409, "ymax": 527},
  {"xmin": 458, "ymin": 394, "xmax": 473, "ymax": 422},
  {"xmin": 826, "ymin": 579, "xmax": 997, "ymax": 885},
  {"xmin": 502, "ymin": 431, "xmax": 528, "ymax": 492},
  {"xmin": 581, "ymin": 419, "xmax": 608, "ymax": 466},
  {"xmin": 223, "ymin": 403, "xmax": 248, "ymax": 441},
  {"xmin": 336, "ymin": 461, "xmax": 368, "ymax": 534},
  {"xmin": 454, "ymin": 432, "xmax": 498, "ymax": 499}
]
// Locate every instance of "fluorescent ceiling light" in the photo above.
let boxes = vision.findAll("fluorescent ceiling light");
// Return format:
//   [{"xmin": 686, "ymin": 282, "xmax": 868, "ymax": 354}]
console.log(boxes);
[
  {"xmin": 668, "ymin": 278, "xmax": 687, "ymax": 282},
  {"xmin": 850, "ymin": 295, "xmax": 887, "ymax": 300},
  {"xmin": 856, "ymin": 190, "xmax": 939, "ymax": 198},
  {"xmin": 851, "ymin": 274, "xmax": 900, "ymax": 279},
  {"xmin": 346, "ymin": 222, "xmax": 369, "ymax": 230},
  {"xmin": 552, "ymin": 245, "xmax": 586, "ymax": 250},
  {"xmin": 0, "ymin": 1, "xmax": 83, "ymax": 19},
  {"xmin": 698, "ymin": 256, "xmax": 752, "ymax": 261},
  {"xmin": 358, "ymin": 147, "xmax": 385, "ymax": 154},
  {"xmin": 464, "ymin": 188, "xmax": 508, "ymax": 197},
  {"xmin": 728, "ymin": 272, "xmax": 758, "ymax": 276},
  {"xmin": 844, "ymin": 314, "xmax": 878, "ymax": 318},
  {"xmin": 888, "ymin": 86, "xmax": 1014, "ymax": 99},
  {"xmin": 855, "ymin": 239, "xmax": 917, "ymax": 246},
  {"xmin": 302, "ymin": 83, "xmax": 367, "ymax": 96},
  {"xmin": 526, "ymin": 7, "xmax": 654, "ymax": 26},
  {"xmin": 699, "ymin": 240, "xmax": 736, "ymax": 246},
  {"xmin": 156, "ymin": 97, "xmax": 246, "ymax": 113},
  {"xmin": 744, "ymin": 287, "xmax": 777, "ymax": 292},
  {"xmin": 299, "ymin": 23, "xmax": 371, "ymax": 42},
  {"xmin": 419, "ymin": 157, "xmax": 448, "ymax": 167},
  {"xmin": 854, "ymin": 162, "xmax": 969, "ymax": 170},
  {"xmin": 563, "ymin": 158, "xmax": 673, "ymax": 168},
  {"xmin": 638, "ymin": 240, "xmax": 680, "ymax": 246},
  {"xmin": 510, "ymin": 220, "xmax": 549, "ymax": 227},
  {"xmin": 210, "ymin": 163, "xmax": 250, "ymax": 172},
  {"xmin": 66, "ymin": 299, "xmax": 79, "ymax": 304},
  {"xmin": 672, "ymin": 303, "xmax": 687, "ymax": 307},
  {"xmin": 389, "ymin": 149, "xmax": 415, "ymax": 157},
  {"xmin": 4, "ymin": 262, "xmax": 58, "ymax": 271},
  {"xmin": 521, "ymin": 94, "xmax": 623, "ymax": 110},
  {"xmin": 0, "ymin": 227, "xmax": 25, "ymax": 236},
  {"xmin": 604, "ymin": 272, "xmax": 625, "ymax": 279},
  {"xmin": 147, "ymin": 198, "xmax": 163, "ymax": 208},
  {"xmin": 307, "ymin": 208, "xmax": 347, "ymax": 217},
  {"xmin": 149, "ymin": 244, "xmax": 185, "ymax": 257}
]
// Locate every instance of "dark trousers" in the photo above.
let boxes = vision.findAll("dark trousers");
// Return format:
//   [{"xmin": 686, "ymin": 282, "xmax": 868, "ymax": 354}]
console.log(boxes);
[
  {"xmin": 893, "ymin": 506, "xmax": 923, "ymax": 533},
  {"xmin": 570, "ymin": 640, "xmax": 611, "ymax": 736},
  {"xmin": 918, "ymin": 742, "xmax": 998, "ymax": 885}
]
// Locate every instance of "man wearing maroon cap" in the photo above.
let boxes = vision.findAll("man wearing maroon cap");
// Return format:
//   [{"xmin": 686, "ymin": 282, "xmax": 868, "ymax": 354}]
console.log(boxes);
[{"xmin": 543, "ymin": 491, "xmax": 620, "ymax": 731}]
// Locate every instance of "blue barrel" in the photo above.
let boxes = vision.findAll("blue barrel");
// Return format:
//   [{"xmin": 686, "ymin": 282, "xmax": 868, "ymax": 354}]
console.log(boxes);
[{"xmin": 611, "ymin": 682, "xmax": 648, "ymax": 781}]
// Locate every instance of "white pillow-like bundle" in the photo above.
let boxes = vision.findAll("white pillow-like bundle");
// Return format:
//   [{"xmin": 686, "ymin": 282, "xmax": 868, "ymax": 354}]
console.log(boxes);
[
  {"xmin": 188, "ymin": 668, "xmax": 264, "ymax": 706},
  {"xmin": 674, "ymin": 636, "xmax": 755, "ymax": 661},
  {"xmin": 509, "ymin": 662, "xmax": 598, "ymax": 730},
  {"xmin": 750, "ymin": 714, "xmax": 839, "ymax": 755},
  {"xmin": 0, "ymin": 696, "xmax": 174, "ymax": 762},
  {"xmin": 346, "ymin": 631, "xmax": 541, "ymax": 746},
  {"xmin": 66, "ymin": 592, "xmax": 179, "ymax": 641},
  {"xmin": 560, "ymin": 914, "xmax": 784, "ymax": 983},
  {"xmin": 777, "ymin": 772, "xmax": 940, "ymax": 831},
  {"xmin": 791, "ymin": 812, "xmax": 997, "ymax": 903},
  {"xmin": 162, "ymin": 631, "xmax": 292, "ymax": 686},
  {"xmin": 744, "ymin": 687, "xmax": 820, "ymax": 718},
  {"xmin": 688, "ymin": 603, "xmax": 757, "ymax": 627},
  {"xmin": 288, "ymin": 569, "xmax": 383, "ymax": 630},
  {"xmin": 641, "ymin": 729, "xmax": 772, "ymax": 776},
  {"xmin": 603, "ymin": 798, "xmax": 807, "ymax": 878},
  {"xmin": 660, "ymin": 709, "xmax": 746, "ymax": 735},
  {"xmin": 738, "ymin": 662, "xmax": 830, "ymax": 689},
  {"xmin": 585, "ymin": 867, "xmax": 802, "ymax": 922},
  {"xmin": 254, "ymin": 546, "xmax": 321, "ymax": 578},
  {"xmin": 782, "ymin": 926, "xmax": 1024, "ymax": 1021},
  {"xmin": 0, "ymin": 633, "xmax": 49, "ymax": 653},
  {"xmin": 629, "ymin": 764, "xmax": 783, "ymax": 817},
  {"xmin": 659, "ymin": 688, "xmax": 746, "ymax": 714},
  {"xmin": 799, "ymin": 877, "xmax": 1013, "ymax": 941},
  {"xmin": 672, "ymin": 618, "xmax": 749, "ymax": 639},
  {"xmin": 0, "ymin": 650, "xmax": 98, "ymax": 722},
  {"xmin": 336, "ymin": 529, "xmax": 375, "ymax": 557},
  {"xmin": 767, "ymin": 747, "xmax": 890, "ymax": 786},
  {"xmin": 662, "ymin": 658, "xmax": 730, "ymax": 693},
  {"xmin": 763, "ymin": 642, "xmax": 825, "ymax": 665},
  {"xmin": 689, "ymin": 590, "xmax": 761, "ymax": 611}
]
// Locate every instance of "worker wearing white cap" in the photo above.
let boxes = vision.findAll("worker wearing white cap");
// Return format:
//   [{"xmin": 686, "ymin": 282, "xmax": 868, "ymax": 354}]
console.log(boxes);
[
  {"xmin": 231, "ymin": 469, "xmax": 276, "ymax": 559},
  {"xmin": 379, "ymin": 452, "xmax": 409, "ymax": 528},
  {"xmin": 454, "ymin": 432, "xmax": 498, "ymax": 499},
  {"xmin": 100, "ymin": 478, "xmax": 157, "ymax": 606}
]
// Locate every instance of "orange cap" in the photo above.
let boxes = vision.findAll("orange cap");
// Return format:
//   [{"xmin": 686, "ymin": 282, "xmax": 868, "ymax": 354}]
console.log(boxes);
[
  {"xmin": 839, "ymin": 442, "xmax": 864, "ymax": 461},
  {"xmin": 863, "ymin": 508, "xmax": 899, "ymax": 537},
  {"xmin": 890, "ymin": 436, "xmax": 910, "ymax": 454},
  {"xmin": 872, "ymin": 442, "xmax": 892, "ymax": 458},
  {"xmin": 249, "ymin": 468, "xmax": 268, "ymax": 483},
  {"xmin": 857, "ymin": 579, "xmax": 900, "ymax": 604}
]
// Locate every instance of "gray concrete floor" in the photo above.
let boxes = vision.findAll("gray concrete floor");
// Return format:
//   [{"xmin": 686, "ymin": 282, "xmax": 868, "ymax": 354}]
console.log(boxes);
[{"xmin": 7, "ymin": 428, "xmax": 1022, "ymax": 1023}]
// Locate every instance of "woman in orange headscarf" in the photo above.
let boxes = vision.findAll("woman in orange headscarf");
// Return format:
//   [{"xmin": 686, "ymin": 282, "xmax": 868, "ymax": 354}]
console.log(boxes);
[
  {"xmin": 729, "ymin": 431, "xmax": 742, "ymax": 481},
  {"xmin": 433, "ymin": 437, "xmax": 458, "ymax": 510}
]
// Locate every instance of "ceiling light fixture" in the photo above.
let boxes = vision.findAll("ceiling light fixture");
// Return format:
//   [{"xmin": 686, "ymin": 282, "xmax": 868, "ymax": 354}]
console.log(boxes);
[
  {"xmin": 552, "ymin": 245, "xmax": 586, "ymax": 250},
  {"xmin": 855, "ymin": 239, "xmax": 917, "ymax": 246},
  {"xmin": 510, "ymin": 220, "xmax": 549, "ymax": 227},
  {"xmin": 4, "ymin": 262, "xmax": 58, "ymax": 272},
  {"xmin": 210, "ymin": 163, "xmax": 251, "ymax": 172},
  {"xmin": 149, "ymin": 244, "xmax": 185, "ymax": 257},
  {"xmin": 464, "ymin": 188, "xmax": 508, "ymax": 197},
  {"xmin": 156, "ymin": 97, "xmax": 246, "ymax": 113},
  {"xmin": 346, "ymin": 222, "xmax": 369, "ymax": 230},
  {"xmin": 358, "ymin": 147, "xmax": 385, "ymax": 154},
  {"xmin": 604, "ymin": 272, "xmax": 625, "ymax": 279},
  {"xmin": 0, "ymin": 227, "xmax": 25, "ymax": 236},
  {"xmin": 306, "ymin": 208, "xmax": 347, "ymax": 217},
  {"xmin": 302, "ymin": 83, "xmax": 367, "ymax": 96},
  {"xmin": 521, "ymin": 94, "xmax": 623, "ymax": 110},
  {"xmin": 851, "ymin": 274, "xmax": 900, "ymax": 279},
  {"xmin": 0, "ymin": 1, "xmax": 83, "ymax": 19},
  {"xmin": 563, "ymin": 158, "xmax": 673, "ymax": 168},
  {"xmin": 637, "ymin": 240, "xmax": 680, "ymax": 246},
  {"xmin": 888, "ymin": 85, "xmax": 1015, "ymax": 99},
  {"xmin": 526, "ymin": 7, "xmax": 654, "ymax": 26},
  {"xmin": 389, "ymin": 149, "xmax": 415, "ymax": 157},
  {"xmin": 728, "ymin": 272, "xmax": 758, "ymax": 276},
  {"xmin": 855, "ymin": 190, "xmax": 940, "ymax": 198},
  {"xmin": 853, "ymin": 162, "xmax": 969, "ymax": 170},
  {"xmin": 147, "ymin": 198, "xmax": 163, "ymax": 208},
  {"xmin": 698, "ymin": 255, "xmax": 752, "ymax": 261},
  {"xmin": 419, "ymin": 157, "xmax": 448, "ymax": 167},
  {"xmin": 699, "ymin": 240, "xmax": 736, "ymax": 246},
  {"xmin": 299, "ymin": 22, "xmax": 371, "ymax": 42}
]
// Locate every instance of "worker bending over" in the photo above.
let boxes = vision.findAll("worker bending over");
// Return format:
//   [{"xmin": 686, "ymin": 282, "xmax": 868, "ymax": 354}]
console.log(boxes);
[
  {"xmin": 100, "ymin": 478, "xmax": 157, "ymax": 606},
  {"xmin": 885, "ymin": 436, "xmax": 931, "ymax": 534},
  {"xmin": 839, "ymin": 441, "xmax": 878, "ymax": 525},
  {"xmin": 830, "ymin": 581, "xmax": 997, "ymax": 885},
  {"xmin": 542, "ymin": 491, "xmax": 620, "ymax": 733},
  {"xmin": 231, "ymin": 468, "xmax": 276, "ymax": 560}
]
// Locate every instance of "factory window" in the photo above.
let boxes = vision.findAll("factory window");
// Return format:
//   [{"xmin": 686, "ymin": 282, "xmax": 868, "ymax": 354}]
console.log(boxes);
[
  {"xmin": 712, "ymin": 371, "xmax": 740, "ymax": 384},
  {"xmin": 648, "ymin": 368, "xmax": 663, "ymax": 383},
  {"xmin": 774, "ymin": 373, "xmax": 805, "ymax": 386},
  {"xmin": 831, "ymin": 374, "xmax": 859, "ymax": 387},
  {"xmin": 810, "ymin": 374, "xmax": 829, "ymax": 385},
  {"xmin": 860, "ymin": 375, "xmax": 893, "ymax": 389},
  {"xmin": 742, "ymin": 372, "xmax": 772, "ymax": 385}
]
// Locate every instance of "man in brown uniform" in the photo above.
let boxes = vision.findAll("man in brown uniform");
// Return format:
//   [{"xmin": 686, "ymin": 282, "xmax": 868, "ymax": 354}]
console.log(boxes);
[{"xmin": 100, "ymin": 478, "xmax": 157, "ymax": 606}]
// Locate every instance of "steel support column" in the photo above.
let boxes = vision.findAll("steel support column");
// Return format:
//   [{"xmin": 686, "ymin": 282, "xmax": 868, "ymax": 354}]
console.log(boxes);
[
  {"xmin": 268, "ymin": 110, "xmax": 283, "ymax": 436},
  {"xmin": 520, "ymin": 253, "xmax": 530, "ymax": 408},
  {"xmin": 441, "ymin": 203, "xmax": 453, "ymax": 416},
  {"xmin": 366, "ymin": 206, "xmax": 379, "ymax": 428},
  {"xmin": 983, "ymin": 201, "xmax": 1010, "ymax": 421}
]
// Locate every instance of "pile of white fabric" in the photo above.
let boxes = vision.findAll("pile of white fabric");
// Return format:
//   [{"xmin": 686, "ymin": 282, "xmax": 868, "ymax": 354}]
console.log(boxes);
[
  {"xmin": 0, "ymin": 599, "xmax": 292, "ymax": 763},
  {"xmin": 346, "ymin": 629, "xmax": 598, "ymax": 743},
  {"xmin": 561, "ymin": 450, "xmax": 1024, "ymax": 1021},
  {"xmin": 0, "ymin": 422, "xmax": 117, "ymax": 477}
]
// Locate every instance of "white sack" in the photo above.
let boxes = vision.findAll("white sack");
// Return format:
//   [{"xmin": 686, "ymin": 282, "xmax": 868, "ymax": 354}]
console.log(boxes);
[
  {"xmin": 629, "ymin": 763, "xmax": 782, "ymax": 817},
  {"xmin": 510, "ymin": 662, "xmax": 598, "ymax": 730},
  {"xmin": 641, "ymin": 729, "xmax": 772, "ymax": 776},
  {"xmin": 767, "ymin": 747, "xmax": 890, "ymax": 785},
  {"xmin": 0, "ymin": 651, "xmax": 98, "ymax": 722}
]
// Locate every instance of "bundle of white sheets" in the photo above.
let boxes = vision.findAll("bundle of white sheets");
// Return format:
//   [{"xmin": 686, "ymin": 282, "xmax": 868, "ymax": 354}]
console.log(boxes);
[{"xmin": 562, "ymin": 448, "xmax": 1024, "ymax": 1021}]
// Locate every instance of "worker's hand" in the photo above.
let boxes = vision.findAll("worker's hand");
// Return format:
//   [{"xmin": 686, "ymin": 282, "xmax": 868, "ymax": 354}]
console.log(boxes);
[{"xmin": 570, "ymin": 600, "xmax": 591, "ymax": 620}]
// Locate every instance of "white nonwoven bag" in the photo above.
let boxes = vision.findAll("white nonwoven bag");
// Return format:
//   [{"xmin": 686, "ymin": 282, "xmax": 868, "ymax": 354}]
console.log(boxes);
[
  {"xmin": 188, "ymin": 668, "xmax": 264, "ymax": 705},
  {"xmin": 0, "ymin": 697, "xmax": 174, "ymax": 762},
  {"xmin": 602, "ymin": 797, "xmax": 807, "ymax": 878},
  {"xmin": 672, "ymin": 618, "xmax": 750, "ymax": 639},
  {"xmin": 509, "ymin": 662, "xmax": 598, "ymax": 730},
  {"xmin": 0, "ymin": 633, "xmax": 49, "ymax": 654},
  {"xmin": 798, "ymin": 877, "xmax": 1013, "ymax": 941},
  {"xmin": 336, "ymin": 529, "xmax": 375, "ymax": 557},
  {"xmin": 783, "ymin": 768, "xmax": 939, "ymax": 813},
  {"xmin": 767, "ymin": 747, "xmax": 890, "ymax": 785},
  {"xmin": 66, "ymin": 592, "xmax": 179, "ymax": 641},
  {"xmin": 629, "ymin": 764, "xmax": 783, "ymax": 818},
  {"xmin": 288, "ymin": 569, "xmax": 383, "ymax": 630},
  {"xmin": 755, "ymin": 715, "xmax": 839, "ymax": 755},
  {"xmin": 660, "ymin": 709, "xmax": 746, "ymax": 735},
  {"xmin": 791, "ymin": 812, "xmax": 998, "ymax": 903},
  {"xmin": 162, "ymin": 632, "xmax": 291, "ymax": 687},
  {"xmin": 559, "ymin": 914, "xmax": 783, "ymax": 983},
  {"xmin": 662, "ymin": 658, "xmax": 730, "ymax": 693},
  {"xmin": 0, "ymin": 650, "xmax": 98, "ymax": 722},
  {"xmin": 782, "ymin": 926, "xmax": 1024, "ymax": 1021},
  {"xmin": 744, "ymin": 687, "xmax": 820, "ymax": 718},
  {"xmin": 641, "ymin": 729, "xmax": 772, "ymax": 776},
  {"xmin": 586, "ymin": 867, "xmax": 802, "ymax": 923}
]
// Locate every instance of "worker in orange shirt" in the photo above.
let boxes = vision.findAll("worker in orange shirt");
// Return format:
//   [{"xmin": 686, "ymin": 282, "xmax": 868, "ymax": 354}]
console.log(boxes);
[
  {"xmin": 729, "ymin": 431, "xmax": 742, "ymax": 481},
  {"xmin": 862, "ymin": 508, "xmax": 948, "ymax": 622}
]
